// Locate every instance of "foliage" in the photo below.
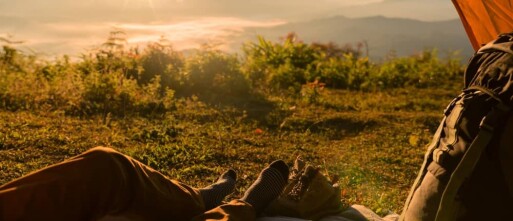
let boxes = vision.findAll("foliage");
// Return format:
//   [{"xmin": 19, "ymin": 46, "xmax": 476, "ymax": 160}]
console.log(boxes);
[
  {"xmin": 182, "ymin": 46, "xmax": 251, "ymax": 100},
  {"xmin": 242, "ymin": 34, "xmax": 464, "ymax": 94},
  {"xmin": 0, "ymin": 86, "xmax": 460, "ymax": 215},
  {"xmin": 375, "ymin": 49, "xmax": 462, "ymax": 89},
  {"xmin": 137, "ymin": 39, "xmax": 184, "ymax": 94},
  {"xmin": 242, "ymin": 33, "xmax": 316, "ymax": 93},
  {"xmin": 0, "ymin": 31, "xmax": 469, "ymax": 216},
  {"xmin": 0, "ymin": 32, "xmax": 464, "ymax": 115}
]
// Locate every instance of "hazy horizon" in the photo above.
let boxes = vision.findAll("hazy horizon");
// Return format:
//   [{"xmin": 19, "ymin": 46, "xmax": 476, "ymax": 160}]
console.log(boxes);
[{"xmin": 0, "ymin": 0, "xmax": 461, "ymax": 57}]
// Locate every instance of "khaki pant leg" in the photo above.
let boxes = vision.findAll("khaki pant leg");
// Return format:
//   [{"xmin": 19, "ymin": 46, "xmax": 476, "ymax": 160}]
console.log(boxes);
[
  {"xmin": 0, "ymin": 147, "xmax": 205, "ymax": 221},
  {"xmin": 192, "ymin": 200, "xmax": 256, "ymax": 221}
]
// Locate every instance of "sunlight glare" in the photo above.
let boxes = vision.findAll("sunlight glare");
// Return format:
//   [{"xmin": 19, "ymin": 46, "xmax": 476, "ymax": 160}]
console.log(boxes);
[
  {"xmin": 118, "ymin": 17, "xmax": 286, "ymax": 50},
  {"xmin": 144, "ymin": 0, "xmax": 155, "ymax": 11}
]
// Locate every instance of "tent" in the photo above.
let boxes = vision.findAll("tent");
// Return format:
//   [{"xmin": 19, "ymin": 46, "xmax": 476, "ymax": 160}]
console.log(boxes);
[{"xmin": 452, "ymin": 0, "xmax": 513, "ymax": 50}]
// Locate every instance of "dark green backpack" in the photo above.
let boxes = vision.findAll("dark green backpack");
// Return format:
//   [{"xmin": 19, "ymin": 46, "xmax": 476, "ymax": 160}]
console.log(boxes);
[{"xmin": 400, "ymin": 33, "xmax": 513, "ymax": 221}]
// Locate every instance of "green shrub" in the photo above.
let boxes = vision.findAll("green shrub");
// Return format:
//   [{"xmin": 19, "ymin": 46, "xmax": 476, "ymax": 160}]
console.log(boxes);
[
  {"xmin": 45, "ymin": 60, "xmax": 84, "ymax": 111},
  {"xmin": 375, "ymin": 49, "xmax": 463, "ymax": 89},
  {"xmin": 183, "ymin": 47, "xmax": 250, "ymax": 100},
  {"xmin": 80, "ymin": 71, "xmax": 124, "ymax": 115},
  {"xmin": 308, "ymin": 54, "xmax": 376, "ymax": 90},
  {"xmin": 79, "ymin": 71, "xmax": 174, "ymax": 116},
  {"xmin": 0, "ymin": 70, "xmax": 49, "ymax": 110},
  {"xmin": 0, "ymin": 32, "xmax": 464, "ymax": 115},
  {"xmin": 269, "ymin": 60, "xmax": 307, "ymax": 93},
  {"xmin": 0, "ymin": 46, "xmax": 50, "ymax": 110},
  {"xmin": 137, "ymin": 43, "xmax": 184, "ymax": 94},
  {"xmin": 242, "ymin": 35, "xmax": 463, "ymax": 92},
  {"xmin": 242, "ymin": 34, "xmax": 315, "ymax": 93}
]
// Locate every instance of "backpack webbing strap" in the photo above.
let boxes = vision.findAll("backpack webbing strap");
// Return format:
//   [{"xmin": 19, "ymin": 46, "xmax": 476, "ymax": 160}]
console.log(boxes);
[
  {"xmin": 499, "ymin": 116, "xmax": 513, "ymax": 197},
  {"xmin": 400, "ymin": 95, "xmax": 463, "ymax": 221},
  {"xmin": 435, "ymin": 102, "xmax": 511, "ymax": 221}
]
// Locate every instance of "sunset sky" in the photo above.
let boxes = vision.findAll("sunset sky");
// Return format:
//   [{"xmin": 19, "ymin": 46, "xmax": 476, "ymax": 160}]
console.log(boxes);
[{"xmin": 0, "ymin": 0, "xmax": 459, "ymax": 57}]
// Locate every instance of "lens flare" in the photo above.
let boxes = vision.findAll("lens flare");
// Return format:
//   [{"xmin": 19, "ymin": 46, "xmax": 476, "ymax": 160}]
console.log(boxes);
[{"xmin": 144, "ymin": 0, "xmax": 155, "ymax": 12}]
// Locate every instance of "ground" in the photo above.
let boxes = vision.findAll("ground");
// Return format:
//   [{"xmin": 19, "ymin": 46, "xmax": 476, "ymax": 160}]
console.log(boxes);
[{"xmin": 0, "ymin": 86, "xmax": 460, "ymax": 215}]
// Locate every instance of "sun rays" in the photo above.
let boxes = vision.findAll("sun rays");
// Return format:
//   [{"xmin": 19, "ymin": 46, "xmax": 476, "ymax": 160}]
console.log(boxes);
[{"xmin": 121, "ymin": 0, "xmax": 155, "ymax": 10}]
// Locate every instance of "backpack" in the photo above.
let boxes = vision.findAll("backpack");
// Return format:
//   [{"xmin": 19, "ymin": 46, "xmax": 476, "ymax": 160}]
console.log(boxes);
[{"xmin": 400, "ymin": 33, "xmax": 513, "ymax": 221}]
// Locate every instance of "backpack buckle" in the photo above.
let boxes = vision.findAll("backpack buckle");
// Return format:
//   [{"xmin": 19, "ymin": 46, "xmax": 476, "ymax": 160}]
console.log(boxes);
[
  {"xmin": 479, "ymin": 102, "xmax": 512, "ymax": 132},
  {"xmin": 479, "ymin": 117, "xmax": 494, "ymax": 132},
  {"xmin": 433, "ymin": 148, "xmax": 447, "ymax": 165}
]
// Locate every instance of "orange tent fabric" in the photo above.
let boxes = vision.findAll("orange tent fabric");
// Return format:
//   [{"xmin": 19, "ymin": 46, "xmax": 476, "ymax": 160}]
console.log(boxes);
[{"xmin": 452, "ymin": 0, "xmax": 513, "ymax": 50}]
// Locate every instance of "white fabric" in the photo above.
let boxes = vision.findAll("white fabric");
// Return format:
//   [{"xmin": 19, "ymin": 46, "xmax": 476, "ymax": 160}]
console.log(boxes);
[{"xmin": 257, "ymin": 205, "xmax": 399, "ymax": 221}]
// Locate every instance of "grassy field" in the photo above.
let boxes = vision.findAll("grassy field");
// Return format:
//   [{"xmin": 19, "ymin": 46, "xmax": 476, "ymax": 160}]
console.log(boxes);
[
  {"xmin": 0, "ymin": 86, "xmax": 461, "ymax": 215},
  {"xmin": 0, "ymin": 33, "xmax": 467, "ymax": 215}
]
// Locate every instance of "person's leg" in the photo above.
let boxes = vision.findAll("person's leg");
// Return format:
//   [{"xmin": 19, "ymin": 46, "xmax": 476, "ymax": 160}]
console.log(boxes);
[
  {"xmin": 192, "ymin": 199, "xmax": 256, "ymax": 221},
  {"xmin": 192, "ymin": 160, "xmax": 289, "ymax": 221},
  {"xmin": 1, "ymin": 147, "xmax": 289, "ymax": 221},
  {"xmin": 240, "ymin": 160, "xmax": 289, "ymax": 214},
  {"xmin": 0, "ymin": 147, "xmax": 207, "ymax": 221},
  {"xmin": 199, "ymin": 170, "xmax": 237, "ymax": 211}
]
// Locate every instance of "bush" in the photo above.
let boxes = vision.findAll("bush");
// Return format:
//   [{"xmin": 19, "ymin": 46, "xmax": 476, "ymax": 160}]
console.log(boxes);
[
  {"xmin": 0, "ymin": 45, "xmax": 50, "ymax": 110},
  {"xmin": 183, "ymin": 47, "xmax": 250, "ymax": 100},
  {"xmin": 0, "ymin": 41, "xmax": 178, "ymax": 116},
  {"xmin": 137, "ymin": 43, "xmax": 184, "ymax": 94},
  {"xmin": 242, "ymin": 35, "xmax": 464, "ymax": 93},
  {"xmin": 79, "ymin": 71, "xmax": 175, "ymax": 116},
  {"xmin": 242, "ymin": 34, "xmax": 316, "ymax": 93},
  {"xmin": 308, "ymin": 54, "xmax": 375, "ymax": 90},
  {"xmin": 0, "ymin": 32, "xmax": 464, "ymax": 115},
  {"xmin": 375, "ymin": 49, "xmax": 463, "ymax": 89},
  {"xmin": 45, "ymin": 60, "xmax": 84, "ymax": 111},
  {"xmin": 0, "ymin": 70, "xmax": 49, "ymax": 110}
]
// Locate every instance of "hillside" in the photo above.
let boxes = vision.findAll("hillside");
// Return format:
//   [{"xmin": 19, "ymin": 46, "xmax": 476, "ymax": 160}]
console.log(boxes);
[
  {"xmin": 0, "ymin": 87, "xmax": 459, "ymax": 214},
  {"xmin": 239, "ymin": 16, "xmax": 473, "ymax": 59},
  {"xmin": 1, "ymin": 14, "xmax": 473, "ymax": 60},
  {"xmin": 0, "ymin": 24, "xmax": 467, "ymax": 215}
]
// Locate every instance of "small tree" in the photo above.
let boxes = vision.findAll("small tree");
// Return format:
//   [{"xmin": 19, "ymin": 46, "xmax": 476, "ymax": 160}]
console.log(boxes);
[
  {"xmin": 137, "ymin": 36, "xmax": 184, "ymax": 95},
  {"xmin": 183, "ymin": 46, "xmax": 250, "ymax": 100}
]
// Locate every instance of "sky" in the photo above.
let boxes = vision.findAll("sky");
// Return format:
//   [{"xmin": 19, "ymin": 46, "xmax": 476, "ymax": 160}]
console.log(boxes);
[{"xmin": 0, "ymin": 0, "xmax": 460, "ymax": 57}]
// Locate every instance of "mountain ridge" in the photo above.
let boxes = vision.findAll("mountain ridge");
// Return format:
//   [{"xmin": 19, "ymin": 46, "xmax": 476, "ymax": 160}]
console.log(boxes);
[{"xmin": 238, "ymin": 15, "xmax": 474, "ymax": 59}]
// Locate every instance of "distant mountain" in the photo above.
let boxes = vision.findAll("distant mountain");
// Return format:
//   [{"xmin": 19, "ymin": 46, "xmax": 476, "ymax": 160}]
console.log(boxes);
[
  {"xmin": 237, "ymin": 15, "xmax": 474, "ymax": 60},
  {"xmin": 0, "ymin": 14, "xmax": 474, "ymax": 60},
  {"xmin": 335, "ymin": 0, "xmax": 457, "ymax": 22}
]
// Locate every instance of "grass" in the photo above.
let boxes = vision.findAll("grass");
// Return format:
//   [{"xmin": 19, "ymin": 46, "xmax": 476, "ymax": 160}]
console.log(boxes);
[{"xmin": 0, "ymin": 86, "xmax": 461, "ymax": 215}]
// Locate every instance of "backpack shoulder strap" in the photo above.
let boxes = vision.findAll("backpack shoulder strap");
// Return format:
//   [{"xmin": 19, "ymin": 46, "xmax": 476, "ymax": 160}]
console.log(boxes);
[
  {"xmin": 499, "ymin": 115, "xmax": 513, "ymax": 197},
  {"xmin": 435, "ymin": 102, "xmax": 512, "ymax": 221}
]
